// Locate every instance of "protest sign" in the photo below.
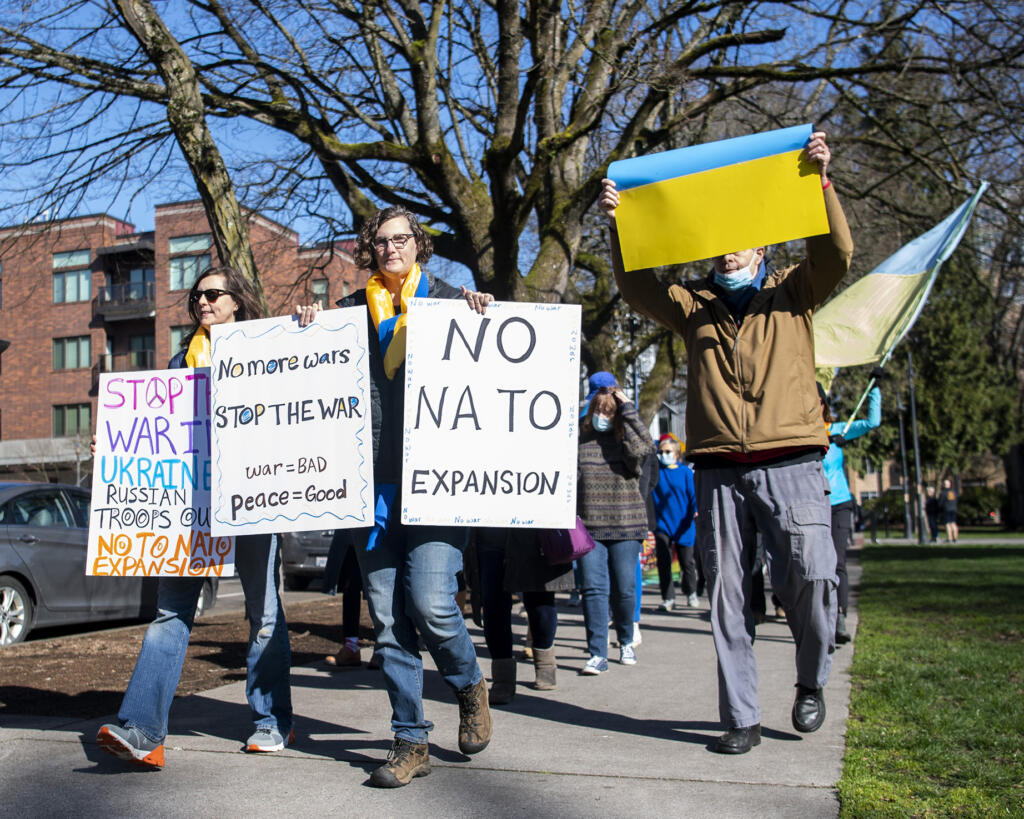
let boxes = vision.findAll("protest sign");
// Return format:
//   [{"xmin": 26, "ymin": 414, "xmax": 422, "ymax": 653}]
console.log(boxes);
[
  {"xmin": 210, "ymin": 307, "xmax": 373, "ymax": 536},
  {"xmin": 88, "ymin": 368, "xmax": 234, "ymax": 577},
  {"xmin": 401, "ymin": 299, "xmax": 580, "ymax": 528},
  {"xmin": 608, "ymin": 123, "xmax": 829, "ymax": 269}
]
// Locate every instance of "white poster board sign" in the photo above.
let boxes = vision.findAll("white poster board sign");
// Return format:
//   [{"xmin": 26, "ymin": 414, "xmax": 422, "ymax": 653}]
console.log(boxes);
[
  {"xmin": 88, "ymin": 368, "xmax": 234, "ymax": 577},
  {"xmin": 401, "ymin": 299, "xmax": 580, "ymax": 528},
  {"xmin": 210, "ymin": 307, "xmax": 373, "ymax": 536}
]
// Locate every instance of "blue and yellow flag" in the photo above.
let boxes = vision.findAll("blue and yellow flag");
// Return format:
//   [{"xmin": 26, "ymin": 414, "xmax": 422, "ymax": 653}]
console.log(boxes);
[
  {"xmin": 608, "ymin": 124, "xmax": 828, "ymax": 270},
  {"xmin": 814, "ymin": 183, "xmax": 988, "ymax": 369}
]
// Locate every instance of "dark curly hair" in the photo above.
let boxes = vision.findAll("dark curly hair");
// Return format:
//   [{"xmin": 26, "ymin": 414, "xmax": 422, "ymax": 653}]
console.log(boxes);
[
  {"xmin": 180, "ymin": 265, "xmax": 266, "ymax": 349},
  {"xmin": 354, "ymin": 206, "xmax": 433, "ymax": 271}
]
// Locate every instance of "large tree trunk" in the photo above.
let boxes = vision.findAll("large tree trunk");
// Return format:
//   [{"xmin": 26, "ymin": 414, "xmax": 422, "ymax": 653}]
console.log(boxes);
[
  {"xmin": 1004, "ymin": 443, "xmax": 1024, "ymax": 529},
  {"xmin": 114, "ymin": 0, "xmax": 265, "ymax": 311}
]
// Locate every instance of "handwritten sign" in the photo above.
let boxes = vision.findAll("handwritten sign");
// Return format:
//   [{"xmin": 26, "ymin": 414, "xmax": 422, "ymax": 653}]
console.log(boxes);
[
  {"xmin": 209, "ymin": 308, "xmax": 373, "ymax": 536},
  {"xmin": 401, "ymin": 299, "xmax": 580, "ymax": 528},
  {"xmin": 88, "ymin": 368, "xmax": 234, "ymax": 577}
]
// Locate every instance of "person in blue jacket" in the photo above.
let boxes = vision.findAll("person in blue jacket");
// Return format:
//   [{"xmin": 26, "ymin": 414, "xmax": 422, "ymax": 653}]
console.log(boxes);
[
  {"xmin": 651, "ymin": 434, "xmax": 698, "ymax": 609},
  {"xmin": 819, "ymin": 373, "xmax": 882, "ymax": 644}
]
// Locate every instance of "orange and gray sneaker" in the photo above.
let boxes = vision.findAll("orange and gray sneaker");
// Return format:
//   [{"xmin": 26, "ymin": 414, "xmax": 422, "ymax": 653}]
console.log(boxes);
[
  {"xmin": 245, "ymin": 726, "xmax": 295, "ymax": 752},
  {"xmin": 96, "ymin": 724, "xmax": 165, "ymax": 768},
  {"xmin": 325, "ymin": 645, "xmax": 362, "ymax": 669}
]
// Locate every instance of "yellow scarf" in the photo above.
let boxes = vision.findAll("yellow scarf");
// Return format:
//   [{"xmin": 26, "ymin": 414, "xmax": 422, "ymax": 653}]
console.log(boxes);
[
  {"xmin": 365, "ymin": 263, "xmax": 425, "ymax": 379},
  {"xmin": 185, "ymin": 326, "xmax": 211, "ymax": 368}
]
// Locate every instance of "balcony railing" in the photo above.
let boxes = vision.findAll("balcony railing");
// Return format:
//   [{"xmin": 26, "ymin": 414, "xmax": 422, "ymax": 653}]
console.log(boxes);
[
  {"xmin": 92, "ymin": 350, "xmax": 157, "ymax": 381},
  {"xmin": 95, "ymin": 281, "xmax": 156, "ymax": 320}
]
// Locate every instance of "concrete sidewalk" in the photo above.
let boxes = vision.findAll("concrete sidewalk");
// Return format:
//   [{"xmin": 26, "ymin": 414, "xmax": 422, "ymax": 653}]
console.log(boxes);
[{"xmin": 1, "ymin": 565, "xmax": 859, "ymax": 818}]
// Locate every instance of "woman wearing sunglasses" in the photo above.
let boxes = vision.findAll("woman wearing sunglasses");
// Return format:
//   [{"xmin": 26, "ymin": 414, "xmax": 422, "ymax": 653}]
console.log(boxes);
[{"xmin": 97, "ymin": 266, "xmax": 293, "ymax": 768}]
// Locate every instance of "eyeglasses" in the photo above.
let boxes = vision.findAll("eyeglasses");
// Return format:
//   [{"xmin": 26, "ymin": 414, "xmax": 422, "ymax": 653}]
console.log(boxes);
[
  {"xmin": 190, "ymin": 288, "xmax": 234, "ymax": 304},
  {"xmin": 372, "ymin": 233, "xmax": 415, "ymax": 251}
]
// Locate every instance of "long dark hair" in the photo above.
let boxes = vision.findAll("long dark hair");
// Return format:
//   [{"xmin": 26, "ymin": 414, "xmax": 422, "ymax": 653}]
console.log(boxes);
[
  {"xmin": 180, "ymin": 265, "xmax": 266, "ymax": 349},
  {"xmin": 354, "ymin": 206, "xmax": 434, "ymax": 271}
]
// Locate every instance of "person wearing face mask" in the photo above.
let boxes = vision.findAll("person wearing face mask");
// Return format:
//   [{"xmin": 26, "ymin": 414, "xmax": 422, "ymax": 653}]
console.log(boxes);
[
  {"xmin": 576, "ymin": 386, "xmax": 654, "ymax": 675},
  {"xmin": 651, "ymin": 434, "xmax": 698, "ymax": 610},
  {"xmin": 599, "ymin": 131, "xmax": 853, "ymax": 754}
]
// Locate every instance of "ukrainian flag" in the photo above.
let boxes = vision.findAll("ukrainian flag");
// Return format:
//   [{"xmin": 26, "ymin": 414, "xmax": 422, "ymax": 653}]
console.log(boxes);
[
  {"xmin": 814, "ymin": 183, "xmax": 988, "ymax": 369},
  {"xmin": 608, "ymin": 124, "xmax": 829, "ymax": 270}
]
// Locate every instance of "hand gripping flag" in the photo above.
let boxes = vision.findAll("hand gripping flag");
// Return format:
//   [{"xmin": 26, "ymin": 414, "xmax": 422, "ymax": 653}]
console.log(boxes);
[{"xmin": 608, "ymin": 124, "xmax": 829, "ymax": 270}]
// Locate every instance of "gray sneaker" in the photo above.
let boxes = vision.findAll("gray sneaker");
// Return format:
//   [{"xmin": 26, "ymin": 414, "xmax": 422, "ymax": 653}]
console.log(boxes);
[
  {"xmin": 97, "ymin": 724, "xmax": 165, "ymax": 768},
  {"xmin": 245, "ymin": 726, "xmax": 294, "ymax": 753}
]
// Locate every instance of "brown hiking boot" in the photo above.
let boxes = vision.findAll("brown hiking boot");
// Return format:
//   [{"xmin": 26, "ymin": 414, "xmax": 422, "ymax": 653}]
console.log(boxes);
[
  {"xmin": 456, "ymin": 677, "xmax": 492, "ymax": 754},
  {"xmin": 369, "ymin": 738, "xmax": 431, "ymax": 787}
]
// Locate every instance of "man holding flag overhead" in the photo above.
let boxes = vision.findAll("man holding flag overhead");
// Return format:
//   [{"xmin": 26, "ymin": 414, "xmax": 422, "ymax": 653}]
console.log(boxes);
[{"xmin": 600, "ymin": 131, "xmax": 852, "ymax": 754}]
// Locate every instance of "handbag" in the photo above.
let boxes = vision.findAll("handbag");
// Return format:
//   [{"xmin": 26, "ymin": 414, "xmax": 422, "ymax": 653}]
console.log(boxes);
[{"xmin": 538, "ymin": 516, "xmax": 595, "ymax": 565}]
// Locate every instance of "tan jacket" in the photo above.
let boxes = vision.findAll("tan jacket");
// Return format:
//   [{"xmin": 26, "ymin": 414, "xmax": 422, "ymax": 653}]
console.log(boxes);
[{"xmin": 615, "ymin": 186, "xmax": 854, "ymax": 456}]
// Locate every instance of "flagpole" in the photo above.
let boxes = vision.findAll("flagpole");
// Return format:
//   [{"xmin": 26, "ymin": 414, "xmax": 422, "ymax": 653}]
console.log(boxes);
[
  {"xmin": 907, "ymin": 350, "xmax": 927, "ymax": 545},
  {"xmin": 896, "ymin": 392, "xmax": 913, "ymax": 539}
]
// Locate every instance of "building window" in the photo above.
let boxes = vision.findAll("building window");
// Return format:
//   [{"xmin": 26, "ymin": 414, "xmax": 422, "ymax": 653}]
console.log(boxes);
[
  {"xmin": 170, "ymin": 325, "xmax": 192, "ymax": 352},
  {"xmin": 311, "ymin": 278, "xmax": 329, "ymax": 307},
  {"xmin": 53, "ymin": 267, "xmax": 91, "ymax": 303},
  {"xmin": 169, "ymin": 254, "xmax": 211, "ymax": 291},
  {"xmin": 168, "ymin": 234, "xmax": 212, "ymax": 291},
  {"xmin": 53, "ymin": 336, "xmax": 91, "ymax": 370},
  {"xmin": 53, "ymin": 249, "xmax": 91, "ymax": 269},
  {"xmin": 53, "ymin": 403, "xmax": 91, "ymax": 437}
]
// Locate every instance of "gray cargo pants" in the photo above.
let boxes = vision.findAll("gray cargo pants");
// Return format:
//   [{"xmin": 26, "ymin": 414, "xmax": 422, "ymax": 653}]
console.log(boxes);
[{"xmin": 695, "ymin": 458, "xmax": 838, "ymax": 729}]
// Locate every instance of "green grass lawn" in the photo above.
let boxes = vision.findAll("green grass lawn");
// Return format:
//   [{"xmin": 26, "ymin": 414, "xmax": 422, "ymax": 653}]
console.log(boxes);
[{"xmin": 839, "ymin": 543, "xmax": 1024, "ymax": 817}]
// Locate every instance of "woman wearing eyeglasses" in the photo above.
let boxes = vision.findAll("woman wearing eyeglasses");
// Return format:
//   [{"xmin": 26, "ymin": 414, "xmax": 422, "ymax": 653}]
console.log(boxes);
[
  {"xmin": 97, "ymin": 266, "xmax": 293, "ymax": 768},
  {"xmin": 297, "ymin": 206, "xmax": 493, "ymax": 788}
]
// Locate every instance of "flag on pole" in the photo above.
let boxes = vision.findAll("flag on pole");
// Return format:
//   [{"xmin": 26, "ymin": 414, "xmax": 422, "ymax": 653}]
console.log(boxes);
[
  {"xmin": 814, "ymin": 183, "xmax": 989, "ymax": 369},
  {"xmin": 608, "ymin": 124, "xmax": 829, "ymax": 270}
]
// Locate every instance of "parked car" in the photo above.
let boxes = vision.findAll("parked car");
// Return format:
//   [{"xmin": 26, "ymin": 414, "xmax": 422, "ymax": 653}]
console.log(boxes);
[
  {"xmin": 280, "ymin": 528, "xmax": 335, "ymax": 590},
  {"xmin": 0, "ymin": 482, "xmax": 217, "ymax": 646}
]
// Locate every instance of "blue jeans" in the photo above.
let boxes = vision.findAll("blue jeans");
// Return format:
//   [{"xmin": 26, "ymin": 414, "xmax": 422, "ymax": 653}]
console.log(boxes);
[
  {"xmin": 355, "ymin": 522, "xmax": 481, "ymax": 744},
  {"xmin": 578, "ymin": 538, "xmax": 642, "ymax": 657},
  {"xmin": 119, "ymin": 534, "xmax": 292, "ymax": 743}
]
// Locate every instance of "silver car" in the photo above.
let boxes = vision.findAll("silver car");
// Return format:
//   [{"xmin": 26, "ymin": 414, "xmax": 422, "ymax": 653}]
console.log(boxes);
[{"xmin": 0, "ymin": 482, "xmax": 216, "ymax": 646}]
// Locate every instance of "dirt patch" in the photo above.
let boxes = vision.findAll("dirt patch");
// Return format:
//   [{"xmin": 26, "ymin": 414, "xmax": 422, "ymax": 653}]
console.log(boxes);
[{"xmin": 0, "ymin": 597, "xmax": 375, "ymax": 720}]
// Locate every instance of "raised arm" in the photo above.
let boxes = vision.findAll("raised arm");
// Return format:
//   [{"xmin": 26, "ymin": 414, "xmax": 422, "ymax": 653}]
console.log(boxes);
[{"xmin": 600, "ymin": 179, "xmax": 690, "ymax": 333}]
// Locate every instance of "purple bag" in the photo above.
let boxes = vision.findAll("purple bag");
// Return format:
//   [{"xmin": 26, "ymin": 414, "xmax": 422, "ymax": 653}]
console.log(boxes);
[{"xmin": 538, "ymin": 516, "xmax": 595, "ymax": 565}]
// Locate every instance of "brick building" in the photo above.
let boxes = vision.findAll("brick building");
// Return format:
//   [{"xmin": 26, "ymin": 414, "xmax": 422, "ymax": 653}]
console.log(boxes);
[{"xmin": 0, "ymin": 201, "xmax": 366, "ymax": 482}]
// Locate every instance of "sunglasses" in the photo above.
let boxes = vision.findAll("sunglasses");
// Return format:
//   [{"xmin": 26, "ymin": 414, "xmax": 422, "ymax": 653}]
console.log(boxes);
[{"xmin": 190, "ymin": 288, "xmax": 234, "ymax": 304}]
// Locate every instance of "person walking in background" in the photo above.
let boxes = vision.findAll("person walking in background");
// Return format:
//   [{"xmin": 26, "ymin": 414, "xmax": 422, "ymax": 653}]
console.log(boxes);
[
  {"xmin": 477, "ymin": 529, "xmax": 573, "ymax": 704},
  {"xmin": 323, "ymin": 530, "xmax": 369, "ymax": 669},
  {"xmin": 939, "ymin": 479, "xmax": 959, "ymax": 543},
  {"xmin": 298, "ymin": 206, "xmax": 494, "ymax": 788},
  {"xmin": 821, "ymin": 376, "xmax": 883, "ymax": 645},
  {"xmin": 600, "ymin": 131, "xmax": 851, "ymax": 754},
  {"xmin": 576, "ymin": 387, "xmax": 654, "ymax": 675},
  {"xmin": 651, "ymin": 434, "xmax": 698, "ymax": 610},
  {"xmin": 925, "ymin": 487, "xmax": 940, "ymax": 543},
  {"xmin": 97, "ymin": 267, "xmax": 293, "ymax": 767}
]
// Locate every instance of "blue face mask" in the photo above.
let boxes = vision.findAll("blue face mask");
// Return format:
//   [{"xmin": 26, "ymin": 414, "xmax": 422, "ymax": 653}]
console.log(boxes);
[
  {"xmin": 713, "ymin": 256, "xmax": 759, "ymax": 292},
  {"xmin": 658, "ymin": 452, "xmax": 676, "ymax": 467},
  {"xmin": 592, "ymin": 415, "xmax": 612, "ymax": 433}
]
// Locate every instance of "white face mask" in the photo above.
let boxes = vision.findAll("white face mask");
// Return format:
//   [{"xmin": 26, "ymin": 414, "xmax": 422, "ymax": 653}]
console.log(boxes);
[
  {"xmin": 713, "ymin": 255, "xmax": 759, "ymax": 292},
  {"xmin": 592, "ymin": 415, "xmax": 613, "ymax": 433},
  {"xmin": 658, "ymin": 452, "xmax": 677, "ymax": 467}
]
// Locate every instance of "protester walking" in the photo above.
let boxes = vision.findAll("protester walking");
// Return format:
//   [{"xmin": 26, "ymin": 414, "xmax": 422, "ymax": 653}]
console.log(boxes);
[
  {"xmin": 821, "ymin": 378, "xmax": 882, "ymax": 644},
  {"xmin": 97, "ymin": 266, "xmax": 293, "ymax": 768},
  {"xmin": 576, "ymin": 386, "xmax": 654, "ymax": 674},
  {"xmin": 600, "ymin": 131, "xmax": 851, "ymax": 754},
  {"xmin": 477, "ymin": 529, "xmax": 572, "ymax": 703},
  {"xmin": 298, "ymin": 206, "xmax": 493, "ymax": 788},
  {"xmin": 651, "ymin": 434, "xmax": 698, "ymax": 610}
]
